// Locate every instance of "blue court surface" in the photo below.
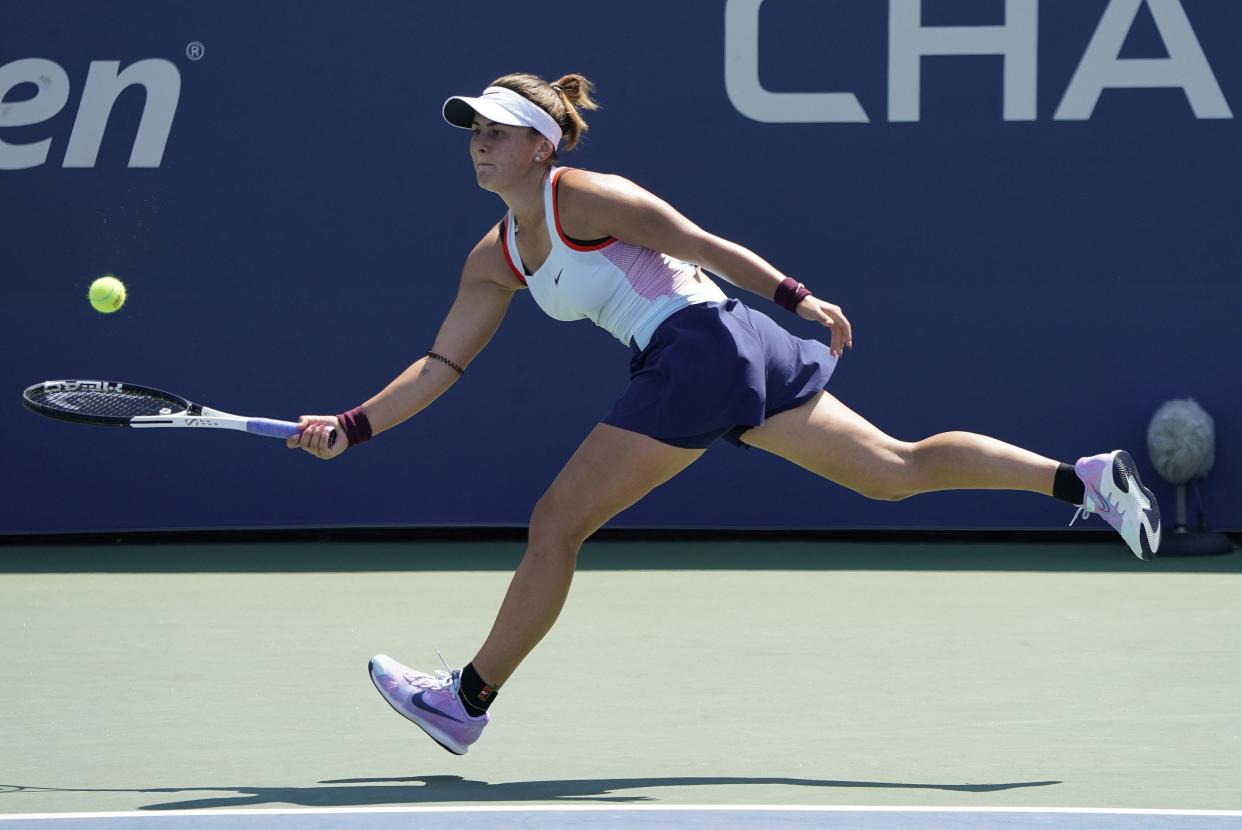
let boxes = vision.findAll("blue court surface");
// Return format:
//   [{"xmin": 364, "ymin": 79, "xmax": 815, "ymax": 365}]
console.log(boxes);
[{"xmin": 2, "ymin": 806, "xmax": 1242, "ymax": 830}]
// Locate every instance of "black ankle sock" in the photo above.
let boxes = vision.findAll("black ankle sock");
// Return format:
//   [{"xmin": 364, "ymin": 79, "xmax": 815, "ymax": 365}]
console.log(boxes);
[
  {"xmin": 458, "ymin": 663, "xmax": 498, "ymax": 716},
  {"xmin": 1053, "ymin": 462, "xmax": 1085, "ymax": 505}
]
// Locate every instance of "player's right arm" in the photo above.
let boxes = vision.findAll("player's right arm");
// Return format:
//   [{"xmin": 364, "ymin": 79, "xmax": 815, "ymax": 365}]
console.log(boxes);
[{"xmin": 289, "ymin": 224, "xmax": 523, "ymax": 457}]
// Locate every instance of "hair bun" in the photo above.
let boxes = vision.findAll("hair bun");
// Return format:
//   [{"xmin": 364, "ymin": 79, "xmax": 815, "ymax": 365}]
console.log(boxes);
[{"xmin": 553, "ymin": 74, "xmax": 599, "ymax": 112}]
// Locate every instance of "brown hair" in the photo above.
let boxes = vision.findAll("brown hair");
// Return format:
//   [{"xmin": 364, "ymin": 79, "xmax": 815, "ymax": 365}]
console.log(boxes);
[{"xmin": 490, "ymin": 72, "xmax": 598, "ymax": 160}]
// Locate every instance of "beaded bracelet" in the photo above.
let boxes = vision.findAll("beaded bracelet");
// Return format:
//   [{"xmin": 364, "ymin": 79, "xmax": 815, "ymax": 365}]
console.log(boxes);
[
  {"xmin": 774, "ymin": 277, "xmax": 812, "ymax": 312},
  {"xmin": 426, "ymin": 351, "xmax": 465, "ymax": 375}
]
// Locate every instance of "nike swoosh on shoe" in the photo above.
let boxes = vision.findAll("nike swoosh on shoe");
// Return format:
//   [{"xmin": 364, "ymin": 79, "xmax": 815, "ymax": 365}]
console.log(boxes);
[{"xmin": 410, "ymin": 692, "xmax": 465, "ymax": 723}]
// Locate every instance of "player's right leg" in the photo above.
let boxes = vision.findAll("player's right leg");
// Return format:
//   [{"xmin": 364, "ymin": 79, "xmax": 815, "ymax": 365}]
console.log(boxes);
[
  {"xmin": 370, "ymin": 422, "xmax": 704, "ymax": 754},
  {"xmin": 471, "ymin": 423, "xmax": 704, "ymax": 685}
]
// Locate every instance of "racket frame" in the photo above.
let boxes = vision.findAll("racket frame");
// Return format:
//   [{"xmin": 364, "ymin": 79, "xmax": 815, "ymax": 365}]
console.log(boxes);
[{"xmin": 22, "ymin": 380, "xmax": 332, "ymax": 444}]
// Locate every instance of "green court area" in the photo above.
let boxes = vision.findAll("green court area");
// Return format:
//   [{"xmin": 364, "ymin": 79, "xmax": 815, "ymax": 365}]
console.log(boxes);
[{"xmin": 1, "ymin": 538, "xmax": 1239, "ymax": 815}]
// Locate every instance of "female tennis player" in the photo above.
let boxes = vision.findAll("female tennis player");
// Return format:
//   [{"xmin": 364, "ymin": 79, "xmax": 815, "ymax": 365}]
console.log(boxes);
[{"xmin": 287, "ymin": 72, "xmax": 1161, "ymax": 756}]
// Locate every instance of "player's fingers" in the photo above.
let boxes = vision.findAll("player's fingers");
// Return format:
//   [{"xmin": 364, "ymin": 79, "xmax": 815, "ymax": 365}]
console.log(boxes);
[
  {"xmin": 817, "ymin": 312, "xmax": 841, "ymax": 358},
  {"xmin": 829, "ymin": 307, "xmax": 853, "ymax": 349},
  {"xmin": 299, "ymin": 423, "xmax": 320, "ymax": 453},
  {"xmin": 296, "ymin": 416, "xmax": 324, "ymax": 451},
  {"xmin": 309, "ymin": 423, "xmax": 330, "ymax": 458},
  {"xmin": 822, "ymin": 305, "xmax": 850, "ymax": 357},
  {"xmin": 316, "ymin": 424, "xmax": 338, "ymax": 459},
  {"xmin": 288, "ymin": 416, "xmax": 310, "ymax": 448},
  {"xmin": 289, "ymin": 416, "xmax": 342, "ymax": 459}
]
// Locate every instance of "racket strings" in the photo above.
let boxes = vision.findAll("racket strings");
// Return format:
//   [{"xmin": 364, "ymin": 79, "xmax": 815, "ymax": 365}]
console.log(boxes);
[{"xmin": 36, "ymin": 389, "xmax": 183, "ymax": 418}]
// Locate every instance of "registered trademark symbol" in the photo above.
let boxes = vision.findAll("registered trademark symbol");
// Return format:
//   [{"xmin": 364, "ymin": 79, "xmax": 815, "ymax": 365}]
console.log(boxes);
[{"xmin": 186, "ymin": 41, "xmax": 205, "ymax": 61}]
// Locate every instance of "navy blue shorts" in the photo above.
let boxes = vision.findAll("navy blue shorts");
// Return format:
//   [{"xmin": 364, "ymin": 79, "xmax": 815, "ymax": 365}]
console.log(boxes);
[{"xmin": 601, "ymin": 299, "xmax": 837, "ymax": 449}]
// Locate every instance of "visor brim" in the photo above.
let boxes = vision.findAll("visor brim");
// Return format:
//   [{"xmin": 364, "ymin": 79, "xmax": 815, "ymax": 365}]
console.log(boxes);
[{"xmin": 442, "ymin": 96, "xmax": 532, "ymax": 131}]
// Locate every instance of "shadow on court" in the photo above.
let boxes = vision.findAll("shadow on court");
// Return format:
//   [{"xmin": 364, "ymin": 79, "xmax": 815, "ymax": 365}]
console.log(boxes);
[{"xmin": 0, "ymin": 775, "xmax": 1061, "ymax": 810}]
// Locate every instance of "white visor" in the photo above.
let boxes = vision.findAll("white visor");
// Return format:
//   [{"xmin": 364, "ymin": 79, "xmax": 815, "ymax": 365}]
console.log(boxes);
[{"xmin": 443, "ymin": 86, "xmax": 563, "ymax": 148}]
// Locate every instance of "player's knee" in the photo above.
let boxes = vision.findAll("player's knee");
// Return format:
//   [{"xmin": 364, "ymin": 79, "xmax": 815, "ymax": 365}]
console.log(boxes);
[
  {"xmin": 527, "ymin": 498, "xmax": 589, "ymax": 558},
  {"xmin": 852, "ymin": 443, "xmax": 918, "ymax": 501},
  {"xmin": 524, "ymin": 529, "xmax": 583, "ymax": 568}
]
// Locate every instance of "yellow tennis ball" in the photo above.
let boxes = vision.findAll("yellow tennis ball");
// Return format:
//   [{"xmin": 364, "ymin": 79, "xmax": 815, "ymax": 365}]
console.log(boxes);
[{"xmin": 89, "ymin": 274, "xmax": 126, "ymax": 314}]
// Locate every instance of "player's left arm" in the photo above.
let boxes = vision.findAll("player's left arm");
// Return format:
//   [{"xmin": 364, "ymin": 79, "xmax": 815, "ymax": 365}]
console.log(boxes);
[{"xmin": 559, "ymin": 170, "xmax": 852, "ymax": 356}]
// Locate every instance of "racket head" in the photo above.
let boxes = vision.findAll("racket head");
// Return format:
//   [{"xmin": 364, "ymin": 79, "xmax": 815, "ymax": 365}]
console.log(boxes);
[{"xmin": 22, "ymin": 380, "xmax": 192, "ymax": 427}]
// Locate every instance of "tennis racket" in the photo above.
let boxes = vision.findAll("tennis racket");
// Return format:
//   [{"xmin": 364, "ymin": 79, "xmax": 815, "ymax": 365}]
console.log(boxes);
[{"xmin": 22, "ymin": 379, "xmax": 335, "ymax": 446}]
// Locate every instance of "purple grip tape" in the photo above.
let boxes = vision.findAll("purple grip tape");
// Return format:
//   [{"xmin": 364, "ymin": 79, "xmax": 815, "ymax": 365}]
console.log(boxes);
[{"xmin": 248, "ymin": 418, "xmax": 336, "ymax": 446}]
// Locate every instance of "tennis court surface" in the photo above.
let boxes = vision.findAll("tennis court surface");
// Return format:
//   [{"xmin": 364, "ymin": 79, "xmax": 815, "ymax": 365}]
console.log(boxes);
[{"xmin": 2, "ymin": 537, "xmax": 1239, "ymax": 828}]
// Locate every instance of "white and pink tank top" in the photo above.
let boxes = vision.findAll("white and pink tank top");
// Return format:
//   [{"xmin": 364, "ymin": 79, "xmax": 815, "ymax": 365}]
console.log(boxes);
[{"xmin": 499, "ymin": 167, "xmax": 727, "ymax": 350}]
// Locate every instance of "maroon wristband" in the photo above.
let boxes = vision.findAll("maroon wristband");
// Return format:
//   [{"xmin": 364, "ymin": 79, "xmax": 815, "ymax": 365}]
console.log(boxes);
[
  {"xmin": 335, "ymin": 405, "xmax": 372, "ymax": 447},
  {"xmin": 774, "ymin": 277, "xmax": 812, "ymax": 312}
]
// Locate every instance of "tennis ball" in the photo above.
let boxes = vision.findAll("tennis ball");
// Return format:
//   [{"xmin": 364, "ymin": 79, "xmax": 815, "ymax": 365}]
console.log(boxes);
[{"xmin": 89, "ymin": 274, "xmax": 126, "ymax": 313}]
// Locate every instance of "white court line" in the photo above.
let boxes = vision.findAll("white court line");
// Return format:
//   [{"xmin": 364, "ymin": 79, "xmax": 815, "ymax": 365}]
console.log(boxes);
[{"xmin": 2, "ymin": 805, "xmax": 1242, "ymax": 821}]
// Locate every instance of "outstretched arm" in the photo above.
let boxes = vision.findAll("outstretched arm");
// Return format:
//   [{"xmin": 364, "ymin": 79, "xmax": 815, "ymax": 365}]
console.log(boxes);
[
  {"xmin": 362, "ymin": 269, "xmax": 517, "ymax": 435},
  {"xmin": 558, "ymin": 171, "xmax": 853, "ymax": 357},
  {"xmin": 288, "ymin": 226, "xmax": 523, "ymax": 459}
]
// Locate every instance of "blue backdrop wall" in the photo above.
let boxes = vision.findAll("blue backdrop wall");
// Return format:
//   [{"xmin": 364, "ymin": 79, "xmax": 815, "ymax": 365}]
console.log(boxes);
[{"xmin": 3, "ymin": 0, "xmax": 1238, "ymax": 533}]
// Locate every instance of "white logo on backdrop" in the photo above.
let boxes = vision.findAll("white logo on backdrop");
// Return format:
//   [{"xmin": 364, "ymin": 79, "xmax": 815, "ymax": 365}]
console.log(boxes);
[
  {"xmin": 725, "ymin": 0, "xmax": 1232, "ymax": 123},
  {"xmin": 0, "ymin": 58, "xmax": 182, "ymax": 169}
]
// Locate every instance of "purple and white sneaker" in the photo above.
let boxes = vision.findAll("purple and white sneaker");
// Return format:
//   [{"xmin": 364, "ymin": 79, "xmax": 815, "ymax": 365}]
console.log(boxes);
[
  {"xmin": 368, "ymin": 653, "xmax": 488, "ymax": 755},
  {"xmin": 1069, "ymin": 450, "xmax": 1161, "ymax": 560}
]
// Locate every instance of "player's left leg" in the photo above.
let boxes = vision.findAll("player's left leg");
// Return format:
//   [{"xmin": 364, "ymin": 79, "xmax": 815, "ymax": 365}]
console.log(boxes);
[
  {"xmin": 739, "ymin": 390, "xmax": 1059, "ymax": 499},
  {"xmin": 739, "ymin": 391, "xmax": 1160, "ymax": 558}
]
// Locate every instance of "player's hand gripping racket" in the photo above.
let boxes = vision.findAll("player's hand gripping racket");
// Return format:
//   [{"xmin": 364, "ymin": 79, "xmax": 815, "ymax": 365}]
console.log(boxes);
[{"xmin": 22, "ymin": 380, "xmax": 335, "ymax": 446}]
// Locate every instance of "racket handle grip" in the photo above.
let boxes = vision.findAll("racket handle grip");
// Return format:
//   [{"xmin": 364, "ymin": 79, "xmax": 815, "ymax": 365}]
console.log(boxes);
[{"xmin": 248, "ymin": 418, "xmax": 337, "ymax": 447}]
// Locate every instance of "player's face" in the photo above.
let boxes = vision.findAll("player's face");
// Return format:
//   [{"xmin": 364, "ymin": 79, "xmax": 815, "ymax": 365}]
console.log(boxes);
[{"xmin": 469, "ymin": 118, "xmax": 543, "ymax": 192}]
